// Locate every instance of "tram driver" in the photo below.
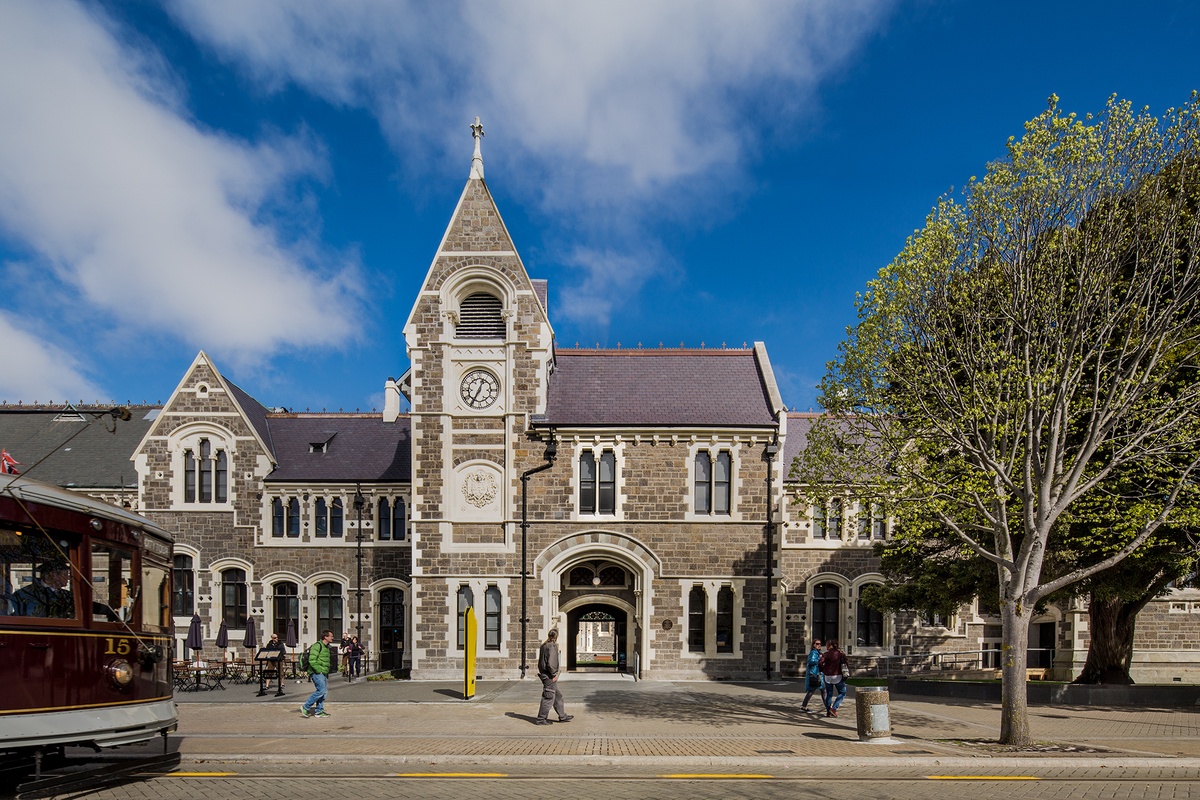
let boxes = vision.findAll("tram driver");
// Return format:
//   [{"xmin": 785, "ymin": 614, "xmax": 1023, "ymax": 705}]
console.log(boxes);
[{"xmin": 14, "ymin": 562, "xmax": 75, "ymax": 618}]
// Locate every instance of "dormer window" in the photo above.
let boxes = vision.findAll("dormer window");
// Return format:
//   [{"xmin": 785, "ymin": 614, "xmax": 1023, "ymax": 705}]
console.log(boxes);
[
  {"xmin": 309, "ymin": 432, "xmax": 335, "ymax": 454},
  {"xmin": 457, "ymin": 292, "xmax": 504, "ymax": 338}
]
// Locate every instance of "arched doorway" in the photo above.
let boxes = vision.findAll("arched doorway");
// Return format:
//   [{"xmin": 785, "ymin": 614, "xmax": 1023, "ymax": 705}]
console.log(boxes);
[
  {"xmin": 566, "ymin": 602, "xmax": 627, "ymax": 672},
  {"xmin": 537, "ymin": 531, "xmax": 659, "ymax": 677},
  {"xmin": 378, "ymin": 587, "xmax": 405, "ymax": 672}
]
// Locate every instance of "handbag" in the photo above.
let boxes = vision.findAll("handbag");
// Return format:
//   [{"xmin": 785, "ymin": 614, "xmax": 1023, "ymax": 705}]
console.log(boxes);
[{"xmin": 840, "ymin": 658, "xmax": 850, "ymax": 679}]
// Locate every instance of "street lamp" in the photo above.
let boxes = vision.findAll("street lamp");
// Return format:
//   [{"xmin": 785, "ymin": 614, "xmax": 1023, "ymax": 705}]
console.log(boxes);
[
  {"xmin": 353, "ymin": 484, "xmax": 365, "ymax": 679},
  {"xmin": 763, "ymin": 436, "xmax": 780, "ymax": 681}
]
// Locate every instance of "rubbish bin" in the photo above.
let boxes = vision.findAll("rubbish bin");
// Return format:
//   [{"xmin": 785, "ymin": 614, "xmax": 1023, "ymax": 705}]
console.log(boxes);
[{"xmin": 855, "ymin": 688, "xmax": 891, "ymax": 741}]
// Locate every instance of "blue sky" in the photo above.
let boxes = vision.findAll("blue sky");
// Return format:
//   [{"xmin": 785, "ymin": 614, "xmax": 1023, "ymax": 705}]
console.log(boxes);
[{"xmin": 0, "ymin": 1, "xmax": 1196, "ymax": 414}]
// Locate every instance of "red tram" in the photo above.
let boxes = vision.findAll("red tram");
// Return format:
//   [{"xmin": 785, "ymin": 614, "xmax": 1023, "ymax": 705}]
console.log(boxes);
[{"xmin": 0, "ymin": 474, "xmax": 176, "ymax": 758}]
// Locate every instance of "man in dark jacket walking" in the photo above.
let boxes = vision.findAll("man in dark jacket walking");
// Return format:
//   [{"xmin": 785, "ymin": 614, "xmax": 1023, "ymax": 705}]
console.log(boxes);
[{"xmin": 535, "ymin": 629, "xmax": 573, "ymax": 725}]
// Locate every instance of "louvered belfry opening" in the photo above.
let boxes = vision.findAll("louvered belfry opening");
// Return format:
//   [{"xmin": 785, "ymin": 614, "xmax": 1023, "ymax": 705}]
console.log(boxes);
[{"xmin": 457, "ymin": 292, "xmax": 505, "ymax": 338}]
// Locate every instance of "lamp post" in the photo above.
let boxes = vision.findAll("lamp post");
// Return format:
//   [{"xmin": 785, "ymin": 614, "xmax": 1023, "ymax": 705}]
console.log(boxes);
[
  {"xmin": 763, "ymin": 436, "xmax": 780, "ymax": 681},
  {"xmin": 519, "ymin": 431, "xmax": 557, "ymax": 679},
  {"xmin": 353, "ymin": 484, "xmax": 365, "ymax": 677}
]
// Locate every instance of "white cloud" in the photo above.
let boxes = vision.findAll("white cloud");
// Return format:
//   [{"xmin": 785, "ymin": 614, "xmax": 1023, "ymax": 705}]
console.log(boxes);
[
  {"xmin": 171, "ymin": 0, "xmax": 888, "ymax": 187},
  {"xmin": 0, "ymin": 313, "xmax": 106, "ymax": 402},
  {"xmin": 166, "ymin": 0, "xmax": 891, "ymax": 329},
  {"xmin": 0, "ymin": 1, "xmax": 364, "ymax": 365}
]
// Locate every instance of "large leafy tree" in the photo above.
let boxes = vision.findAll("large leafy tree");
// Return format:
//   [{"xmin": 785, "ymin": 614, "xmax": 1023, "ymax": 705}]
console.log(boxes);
[{"xmin": 800, "ymin": 95, "xmax": 1200, "ymax": 745}]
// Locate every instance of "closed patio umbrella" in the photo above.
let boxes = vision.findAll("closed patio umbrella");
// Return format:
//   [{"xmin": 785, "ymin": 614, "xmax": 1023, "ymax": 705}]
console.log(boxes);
[
  {"xmin": 185, "ymin": 613, "xmax": 204, "ymax": 666},
  {"xmin": 242, "ymin": 616, "xmax": 259, "ymax": 680},
  {"xmin": 285, "ymin": 618, "xmax": 297, "ymax": 673},
  {"xmin": 184, "ymin": 614, "xmax": 205, "ymax": 691},
  {"xmin": 215, "ymin": 619, "xmax": 229, "ymax": 660},
  {"xmin": 242, "ymin": 616, "xmax": 258, "ymax": 652}
]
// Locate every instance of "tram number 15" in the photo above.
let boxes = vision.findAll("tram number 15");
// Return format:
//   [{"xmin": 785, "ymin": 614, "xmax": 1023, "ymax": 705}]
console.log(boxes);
[{"xmin": 105, "ymin": 638, "xmax": 132, "ymax": 655}]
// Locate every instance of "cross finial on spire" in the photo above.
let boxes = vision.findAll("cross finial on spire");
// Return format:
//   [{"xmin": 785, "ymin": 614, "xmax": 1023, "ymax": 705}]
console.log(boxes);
[{"xmin": 469, "ymin": 116, "xmax": 485, "ymax": 179}]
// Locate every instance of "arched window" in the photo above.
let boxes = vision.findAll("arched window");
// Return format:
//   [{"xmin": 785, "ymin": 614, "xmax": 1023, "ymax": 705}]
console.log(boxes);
[
  {"xmin": 184, "ymin": 449, "xmax": 196, "ymax": 503},
  {"xmin": 215, "ymin": 450, "xmax": 228, "ymax": 503},
  {"xmin": 172, "ymin": 554, "xmax": 194, "ymax": 616},
  {"xmin": 183, "ymin": 437, "xmax": 228, "ymax": 504},
  {"xmin": 828, "ymin": 498, "xmax": 843, "ymax": 539},
  {"xmin": 315, "ymin": 498, "xmax": 328, "ymax": 537},
  {"xmin": 716, "ymin": 586, "xmax": 734, "ymax": 653},
  {"xmin": 221, "ymin": 568, "xmax": 247, "ymax": 629},
  {"xmin": 378, "ymin": 498, "xmax": 391, "ymax": 540},
  {"xmin": 812, "ymin": 582, "xmax": 840, "ymax": 644},
  {"xmin": 456, "ymin": 292, "xmax": 504, "ymax": 338},
  {"xmin": 330, "ymin": 498, "xmax": 344, "ymax": 538},
  {"xmin": 484, "ymin": 586, "xmax": 502, "ymax": 651},
  {"xmin": 316, "ymin": 582, "xmax": 343, "ymax": 638},
  {"xmin": 812, "ymin": 501, "xmax": 827, "ymax": 539},
  {"xmin": 857, "ymin": 588, "xmax": 884, "ymax": 647},
  {"xmin": 456, "ymin": 585, "xmax": 474, "ymax": 649},
  {"xmin": 199, "ymin": 439, "xmax": 213, "ymax": 503},
  {"xmin": 688, "ymin": 585, "xmax": 706, "ymax": 653},
  {"xmin": 392, "ymin": 499, "xmax": 405, "ymax": 540},
  {"xmin": 273, "ymin": 581, "xmax": 299, "ymax": 641}
]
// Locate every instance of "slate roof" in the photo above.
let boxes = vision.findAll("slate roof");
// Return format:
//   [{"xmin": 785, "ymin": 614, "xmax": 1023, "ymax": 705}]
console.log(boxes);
[
  {"xmin": 227, "ymin": 380, "xmax": 276, "ymax": 459},
  {"xmin": 782, "ymin": 412, "xmax": 820, "ymax": 482},
  {"xmin": 263, "ymin": 415, "xmax": 411, "ymax": 483},
  {"xmin": 0, "ymin": 406, "xmax": 159, "ymax": 489},
  {"xmin": 544, "ymin": 350, "xmax": 777, "ymax": 428}
]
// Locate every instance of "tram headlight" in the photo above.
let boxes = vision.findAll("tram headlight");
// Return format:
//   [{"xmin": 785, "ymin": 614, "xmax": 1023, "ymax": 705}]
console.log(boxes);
[{"xmin": 106, "ymin": 658, "xmax": 135, "ymax": 688}]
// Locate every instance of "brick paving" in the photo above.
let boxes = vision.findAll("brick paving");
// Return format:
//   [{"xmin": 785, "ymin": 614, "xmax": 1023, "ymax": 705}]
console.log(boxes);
[{"xmin": 151, "ymin": 676, "xmax": 1200, "ymax": 767}]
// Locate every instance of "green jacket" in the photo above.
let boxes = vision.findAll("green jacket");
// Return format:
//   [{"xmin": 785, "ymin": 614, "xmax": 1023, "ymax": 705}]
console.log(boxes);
[{"xmin": 307, "ymin": 640, "xmax": 331, "ymax": 675}]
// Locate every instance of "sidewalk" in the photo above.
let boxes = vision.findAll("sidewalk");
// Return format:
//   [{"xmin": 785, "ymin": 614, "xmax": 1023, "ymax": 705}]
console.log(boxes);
[{"xmin": 144, "ymin": 673, "xmax": 1200, "ymax": 770}]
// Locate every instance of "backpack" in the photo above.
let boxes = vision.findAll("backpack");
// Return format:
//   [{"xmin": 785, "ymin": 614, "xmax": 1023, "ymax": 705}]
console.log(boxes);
[{"xmin": 299, "ymin": 644, "xmax": 312, "ymax": 672}]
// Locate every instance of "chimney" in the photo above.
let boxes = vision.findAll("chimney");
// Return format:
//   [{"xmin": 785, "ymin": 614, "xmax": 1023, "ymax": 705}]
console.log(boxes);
[{"xmin": 383, "ymin": 377, "xmax": 401, "ymax": 423}]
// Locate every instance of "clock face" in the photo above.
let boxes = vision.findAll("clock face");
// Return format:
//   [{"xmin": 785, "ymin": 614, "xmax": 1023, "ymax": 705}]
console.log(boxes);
[{"xmin": 460, "ymin": 369, "xmax": 500, "ymax": 409}]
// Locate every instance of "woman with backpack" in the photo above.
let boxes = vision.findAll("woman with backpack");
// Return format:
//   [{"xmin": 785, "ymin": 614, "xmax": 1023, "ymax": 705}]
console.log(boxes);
[{"xmin": 817, "ymin": 639, "xmax": 849, "ymax": 717}]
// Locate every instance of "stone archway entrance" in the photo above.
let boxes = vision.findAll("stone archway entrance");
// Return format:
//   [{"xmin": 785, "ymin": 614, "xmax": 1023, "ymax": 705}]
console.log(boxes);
[{"xmin": 566, "ymin": 603, "xmax": 627, "ymax": 672}]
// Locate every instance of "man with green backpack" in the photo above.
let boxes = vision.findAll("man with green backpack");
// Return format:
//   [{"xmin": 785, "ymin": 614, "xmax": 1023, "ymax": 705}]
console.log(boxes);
[{"xmin": 300, "ymin": 629, "xmax": 334, "ymax": 718}]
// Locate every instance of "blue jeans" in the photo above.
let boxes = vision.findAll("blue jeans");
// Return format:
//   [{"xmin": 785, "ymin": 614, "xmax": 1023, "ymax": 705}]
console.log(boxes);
[
  {"xmin": 304, "ymin": 672, "xmax": 328, "ymax": 713},
  {"xmin": 823, "ymin": 678, "xmax": 846, "ymax": 711}
]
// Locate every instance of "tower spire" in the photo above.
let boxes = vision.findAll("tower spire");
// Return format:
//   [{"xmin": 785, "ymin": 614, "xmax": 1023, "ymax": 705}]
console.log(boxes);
[{"xmin": 469, "ymin": 116, "xmax": 485, "ymax": 180}]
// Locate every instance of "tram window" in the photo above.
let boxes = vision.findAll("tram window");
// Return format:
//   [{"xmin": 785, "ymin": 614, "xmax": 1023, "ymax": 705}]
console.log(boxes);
[
  {"xmin": 143, "ymin": 560, "xmax": 171, "ymax": 630},
  {"xmin": 1, "ymin": 529, "xmax": 78, "ymax": 619},
  {"xmin": 91, "ymin": 543, "xmax": 136, "ymax": 623}
]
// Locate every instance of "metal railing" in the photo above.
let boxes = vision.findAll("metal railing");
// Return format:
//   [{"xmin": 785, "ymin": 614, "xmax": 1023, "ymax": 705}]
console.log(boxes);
[{"xmin": 848, "ymin": 648, "xmax": 1057, "ymax": 678}]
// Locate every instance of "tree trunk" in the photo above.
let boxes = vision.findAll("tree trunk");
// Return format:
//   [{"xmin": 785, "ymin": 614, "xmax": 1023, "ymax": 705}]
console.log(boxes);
[
  {"xmin": 999, "ymin": 602, "xmax": 1032, "ymax": 746},
  {"xmin": 1073, "ymin": 593, "xmax": 1139, "ymax": 685}
]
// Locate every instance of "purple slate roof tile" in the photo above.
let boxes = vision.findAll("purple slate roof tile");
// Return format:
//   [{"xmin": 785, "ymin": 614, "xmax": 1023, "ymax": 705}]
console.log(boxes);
[
  {"xmin": 545, "ymin": 350, "xmax": 776, "ymax": 427},
  {"xmin": 227, "ymin": 380, "xmax": 276, "ymax": 459},
  {"xmin": 783, "ymin": 412, "xmax": 819, "ymax": 482},
  {"xmin": 263, "ymin": 416, "xmax": 411, "ymax": 483}
]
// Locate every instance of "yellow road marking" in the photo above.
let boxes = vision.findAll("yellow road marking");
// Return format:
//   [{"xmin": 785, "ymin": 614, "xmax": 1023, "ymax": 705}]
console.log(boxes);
[
  {"xmin": 395, "ymin": 772, "xmax": 508, "ymax": 778},
  {"xmin": 660, "ymin": 774, "xmax": 774, "ymax": 779},
  {"xmin": 170, "ymin": 772, "xmax": 238, "ymax": 777},
  {"xmin": 927, "ymin": 776, "xmax": 1040, "ymax": 780}
]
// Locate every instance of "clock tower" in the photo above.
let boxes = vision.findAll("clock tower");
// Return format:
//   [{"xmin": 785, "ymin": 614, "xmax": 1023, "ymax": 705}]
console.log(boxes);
[{"xmin": 401, "ymin": 118, "xmax": 554, "ymax": 675}]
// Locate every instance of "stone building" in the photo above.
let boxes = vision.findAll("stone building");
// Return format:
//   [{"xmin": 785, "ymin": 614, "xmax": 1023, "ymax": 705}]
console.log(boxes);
[{"xmin": 3, "ymin": 125, "xmax": 1198, "ymax": 682}]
